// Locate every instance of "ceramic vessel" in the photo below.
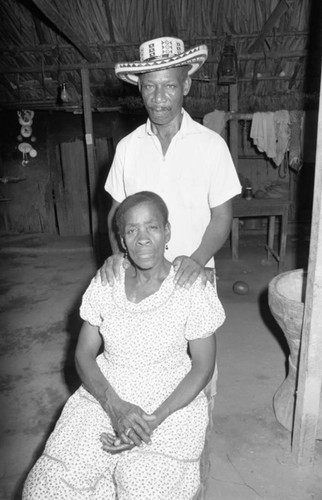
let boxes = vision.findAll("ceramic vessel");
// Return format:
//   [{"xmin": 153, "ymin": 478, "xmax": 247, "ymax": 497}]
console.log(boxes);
[{"xmin": 268, "ymin": 268, "xmax": 322, "ymax": 437}]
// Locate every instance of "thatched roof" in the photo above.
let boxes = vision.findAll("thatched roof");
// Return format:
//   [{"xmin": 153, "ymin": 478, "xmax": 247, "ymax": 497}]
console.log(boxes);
[{"xmin": 0, "ymin": 0, "xmax": 321, "ymax": 115}]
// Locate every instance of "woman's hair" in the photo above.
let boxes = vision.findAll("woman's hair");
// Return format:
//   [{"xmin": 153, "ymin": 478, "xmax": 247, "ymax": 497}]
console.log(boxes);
[{"xmin": 114, "ymin": 191, "xmax": 169, "ymax": 237}]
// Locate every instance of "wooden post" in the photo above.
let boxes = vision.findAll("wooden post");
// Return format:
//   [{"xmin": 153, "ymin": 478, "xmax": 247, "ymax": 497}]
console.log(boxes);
[
  {"xmin": 229, "ymin": 84, "xmax": 239, "ymax": 169},
  {"xmin": 292, "ymin": 72, "xmax": 322, "ymax": 464},
  {"xmin": 229, "ymin": 84, "xmax": 239, "ymax": 255},
  {"xmin": 81, "ymin": 68, "xmax": 98, "ymax": 247}
]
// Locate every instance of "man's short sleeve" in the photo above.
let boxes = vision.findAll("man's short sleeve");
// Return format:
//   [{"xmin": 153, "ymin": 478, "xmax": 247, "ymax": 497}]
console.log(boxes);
[
  {"xmin": 208, "ymin": 135, "xmax": 241, "ymax": 207},
  {"xmin": 79, "ymin": 277, "xmax": 105, "ymax": 327},
  {"xmin": 185, "ymin": 280, "xmax": 226, "ymax": 341},
  {"xmin": 104, "ymin": 142, "xmax": 126, "ymax": 203}
]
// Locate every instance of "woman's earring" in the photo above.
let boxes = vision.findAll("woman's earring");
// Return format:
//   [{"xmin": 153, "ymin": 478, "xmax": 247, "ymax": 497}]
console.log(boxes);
[
  {"xmin": 123, "ymin": 250, "xmax": 128, "ymax": 259},
  {"xmin": 165, "ymin": 244, "xmax": 168, "ymax": 250}
]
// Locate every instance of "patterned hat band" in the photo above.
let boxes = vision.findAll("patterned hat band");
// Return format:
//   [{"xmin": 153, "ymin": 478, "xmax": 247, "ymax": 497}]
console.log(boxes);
[
  {"xmin": 144, "ymin": 53, "xmax": 171, "ymax": 62},
  {"xmin": 140, "ymin": 38, "xmax": 185, "ymax": 62},
  {"xmin": 115, "ymin": 36, "xmax": 208, "ymax": 86}
]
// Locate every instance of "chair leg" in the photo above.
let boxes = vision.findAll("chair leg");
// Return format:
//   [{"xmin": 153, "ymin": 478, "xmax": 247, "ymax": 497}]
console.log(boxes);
[
  {"xmin": 279, "ymin": 208, "xmax": 289, "ymax": 272},
  {"xmin": 267, "ymin": 215, "xmax": 275, "ymax": 262},
  {"xmin": 231, "ymin": 218, "xmax": 239, "ymax": 261}
]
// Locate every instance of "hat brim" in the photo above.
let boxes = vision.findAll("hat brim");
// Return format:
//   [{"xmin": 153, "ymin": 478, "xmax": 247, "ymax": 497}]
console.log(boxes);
[{"xmin": 115, "ymin": 45, "xmax": 208, "ymax": 85}]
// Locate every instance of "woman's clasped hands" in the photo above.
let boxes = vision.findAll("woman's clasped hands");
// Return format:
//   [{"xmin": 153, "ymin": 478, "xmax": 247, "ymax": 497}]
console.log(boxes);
[{"xmin": 101, "ymin": 398, "xmax": 158, "ymax": 454}]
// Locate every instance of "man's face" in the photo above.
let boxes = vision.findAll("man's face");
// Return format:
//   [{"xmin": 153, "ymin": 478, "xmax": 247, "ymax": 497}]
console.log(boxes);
[{"xmin": 139, "ymin": 67, "xmax": 191, "ymax": 126}]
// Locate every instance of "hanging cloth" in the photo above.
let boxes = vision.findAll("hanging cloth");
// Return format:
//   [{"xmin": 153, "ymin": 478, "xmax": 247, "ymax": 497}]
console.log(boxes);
[
  {"xmin": 203, "ymin": 109, "xmax": 228, "ymax": 136},
  {"xmin": 273, "ymin": 110, "xmax": 290, "ymax": 167},
  {"xmin": 289, "ymin": 111, "xmax": 304, "ymax": 171},
  {"xmin": 250, "ymin": 112, "xmax": 277, "ymax": 160}
]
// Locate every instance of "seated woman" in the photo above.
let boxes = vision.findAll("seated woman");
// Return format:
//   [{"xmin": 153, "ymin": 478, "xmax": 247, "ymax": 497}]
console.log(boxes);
[{"xmin": 23, "ymin": 191, "xmax": 225, "ymax": 500}]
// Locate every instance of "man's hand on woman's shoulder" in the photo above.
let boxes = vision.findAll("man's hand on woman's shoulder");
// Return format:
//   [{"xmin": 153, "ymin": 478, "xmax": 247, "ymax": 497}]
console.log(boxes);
[
  {"xmin": 96, "ymin": 252, "xmax": 130, "ymax": 286},
  {"xmin": 172, "ymin": 256, "xmax": 208, "ymax": 289}
]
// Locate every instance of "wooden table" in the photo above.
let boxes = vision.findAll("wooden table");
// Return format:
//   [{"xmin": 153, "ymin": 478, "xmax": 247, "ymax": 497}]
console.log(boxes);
[{"xmin": 231, "ymin": 197, "xmax": 290, "ymax": 272}]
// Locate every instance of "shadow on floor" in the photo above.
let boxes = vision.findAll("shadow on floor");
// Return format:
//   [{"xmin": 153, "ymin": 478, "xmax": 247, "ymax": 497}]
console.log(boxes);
[{"xmin": 258, "ymin": 287, "xmax": 290, "ymax": 367}]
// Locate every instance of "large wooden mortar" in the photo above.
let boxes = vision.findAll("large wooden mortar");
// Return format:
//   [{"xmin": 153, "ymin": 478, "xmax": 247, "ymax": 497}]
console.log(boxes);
[{"xmin": 268, "ymin": 268, "xmax": 322, "ymax": 437}]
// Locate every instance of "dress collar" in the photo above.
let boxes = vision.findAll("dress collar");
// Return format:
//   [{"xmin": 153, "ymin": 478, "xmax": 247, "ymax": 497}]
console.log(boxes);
[{"xmin": 112, "ymin": 265, "xmax": 176, "ymax": 313}]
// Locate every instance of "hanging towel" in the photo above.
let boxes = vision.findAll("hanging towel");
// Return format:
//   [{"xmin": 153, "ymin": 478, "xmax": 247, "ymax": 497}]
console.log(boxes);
[
  {"xmin": 273, "ymin": 110, "xmax": 290, "ymax": 166},
  {"xmin": 289, "ymin": 110, "xmax": 304, "ymax": 170},
  {"xmin": 250, "ymin": 112, "xmax": 277, "ymax": 160},
  {"xmin": 203, "ymin": 109, "xmax": 228, "ymax": 136}
]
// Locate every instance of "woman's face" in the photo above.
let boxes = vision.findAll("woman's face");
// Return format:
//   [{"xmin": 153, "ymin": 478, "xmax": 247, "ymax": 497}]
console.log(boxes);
[{"xmin": 121, "ymin": 202, "xmax": 170, "ymax": 270}]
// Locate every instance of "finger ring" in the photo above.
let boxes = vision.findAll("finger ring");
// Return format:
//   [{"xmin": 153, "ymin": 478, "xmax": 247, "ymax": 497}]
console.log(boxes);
[{"xmin": 125, "ymin": 428, "xmax": 132, "ymax": 436}]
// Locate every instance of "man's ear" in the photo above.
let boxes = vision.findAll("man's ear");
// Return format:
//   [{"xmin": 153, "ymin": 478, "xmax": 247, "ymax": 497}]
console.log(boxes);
[
  {"xmin": 183, "ymin": 76, "xmax": 192, "ymax": 96},
  {"xmin": 138, "ymin": 79, "xmax": 142, "ymax": 93}
]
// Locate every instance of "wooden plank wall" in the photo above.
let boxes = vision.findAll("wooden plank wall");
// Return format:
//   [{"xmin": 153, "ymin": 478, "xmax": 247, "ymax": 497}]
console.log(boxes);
[
  {"xmin": 0, "ymin": 111, "xmax": 118, "ymax": 236},
  {"xmin": 54, "ymin": 139, "xmax": 90, "ymax": 235},
  {"xmin": 0, "ymin": 147, "xmax": 56, "ymax": 233},
  {"xmin": 47, "ymin": 136, "xmax": 113, "ymax": 237},
  {"xmin": 95, "ymin": 137, "xmax": 114, "ymax": 233}
]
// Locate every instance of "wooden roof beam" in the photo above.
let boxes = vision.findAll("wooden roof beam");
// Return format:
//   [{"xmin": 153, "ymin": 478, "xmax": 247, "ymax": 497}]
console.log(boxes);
[
  {"xmin": 102, "ymin": 0, "xmax": 115, "ymax": 44},
  {"xmin": 0, "ymin": 32, "xmax": 310, "ymax": 56},
  {"xmin": 0, "ymin": 49, "xmax": 310, "ymax": 75},
  {"xmin": 248, "ymin": 0, "xmax": 296, "ymax": 53},
  {"xmin": 30, "ymin": 0, "xmax": 97, "ymax": 62}
]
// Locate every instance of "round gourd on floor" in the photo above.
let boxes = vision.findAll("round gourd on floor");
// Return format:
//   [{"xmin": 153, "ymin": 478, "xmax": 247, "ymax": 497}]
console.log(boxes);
[{"xmin": 232, "ymin": 280, "xmax": 249, "ymax": 295}]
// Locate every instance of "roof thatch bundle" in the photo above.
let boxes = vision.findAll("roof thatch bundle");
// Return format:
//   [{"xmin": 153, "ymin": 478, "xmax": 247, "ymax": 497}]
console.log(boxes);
[{"xmin": 0, "ymin": 0, "xmax": 320, "ymax": 114}]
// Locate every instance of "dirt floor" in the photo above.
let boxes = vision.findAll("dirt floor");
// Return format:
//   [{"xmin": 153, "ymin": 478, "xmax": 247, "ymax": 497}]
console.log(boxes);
[{"xmin": 0, "ymin": 232, "xmax": 322, "ymax": 500}]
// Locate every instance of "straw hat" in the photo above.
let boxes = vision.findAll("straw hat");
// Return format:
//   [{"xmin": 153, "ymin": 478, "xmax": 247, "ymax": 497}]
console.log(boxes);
[{"xmin": 115, "ymin": 37, "xmax": 208, "ymax": 85}]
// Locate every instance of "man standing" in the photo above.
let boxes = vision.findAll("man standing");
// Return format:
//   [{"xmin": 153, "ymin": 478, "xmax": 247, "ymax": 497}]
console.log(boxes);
[{"xmin": 104, "ymin": 37, "xmax": 241, "ymax": 286}]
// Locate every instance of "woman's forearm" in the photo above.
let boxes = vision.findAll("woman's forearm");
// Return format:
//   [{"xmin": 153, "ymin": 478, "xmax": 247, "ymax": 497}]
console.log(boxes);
[
  {"xmin": 75, "ymin": 349, "xmax": 156, "ymax": 445},
  {"xmin": 75, "ymin": 322, "xmax": 155, "ymax": 446},
  {"xmin": 154, "ymin": 362, "xmax": 214, "ymax": 425},
  {"xmin": 153, "ymin": 335, "xmax": 216, "ymax": 426},
  {"xmin": 75, "ymin": 351, "xmax": 121, "ymax": 411}
]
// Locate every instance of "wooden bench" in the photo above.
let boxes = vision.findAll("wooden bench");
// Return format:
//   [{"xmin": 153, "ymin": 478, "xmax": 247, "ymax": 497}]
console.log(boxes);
[{"xmin": 231, "ymin": 197, "xmax": 290, "ymax": 272}]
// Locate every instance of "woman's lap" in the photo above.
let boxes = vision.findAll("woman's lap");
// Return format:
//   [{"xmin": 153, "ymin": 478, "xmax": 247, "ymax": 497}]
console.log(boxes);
[
  {"xmin": 23, "ymin": 390, "xmax": 116, "ymax": 498},
  {"xmin": 115, "ymin": 451, "xmax": 200, "ymax": 499},
  {"xmin": 23, "ymin": 390, "xmax": 207, "ymax": 499},
  {"xmin": 23, "ymin": 449, "xmax": 200, "ymax": 499},
  {"xmin": 22, "ymin": 454, "xmax": 116, "ymax": 500}
]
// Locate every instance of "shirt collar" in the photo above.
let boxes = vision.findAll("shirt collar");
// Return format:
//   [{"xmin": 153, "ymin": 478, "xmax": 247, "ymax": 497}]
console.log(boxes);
[{"xmin": 136, "ymin": 108, "xmax": 200, "ymax": 139}]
